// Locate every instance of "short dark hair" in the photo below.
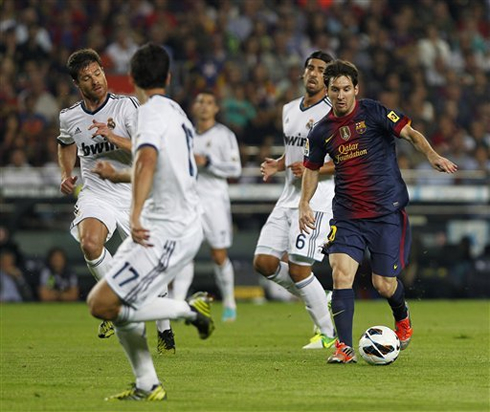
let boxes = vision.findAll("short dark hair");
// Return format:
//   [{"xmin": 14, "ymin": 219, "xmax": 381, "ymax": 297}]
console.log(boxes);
[
  {"xmin": 324, "ymin": 59, "xmax": 359, "ymax": 88},
  {"xmin": 130, "ymin": 43, "xmax": 170, "ymax": 90},
  {"xmin": 67, "ymin": 49, "xmax": 102, "ymax": 82},
  {"xmin": 304, "ymin": 50, "xmax": 334, "ymax": 67},
  {"xmin": 196, "ymin": 89, "xmax": 218, "ymax": 103}
]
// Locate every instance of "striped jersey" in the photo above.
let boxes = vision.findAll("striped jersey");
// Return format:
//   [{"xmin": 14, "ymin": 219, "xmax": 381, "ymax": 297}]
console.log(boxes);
[
  {"xmin": 277, "ymin": 96, "xmax": 334, "ymax": 212},
  {"xmin": 57, "ymin": 93, "xmax": 138, "ymax": 208},
  {"xmin": 304, "ymin": 98, "xmax": 411, "ymax": 219},
  {"xmin": 194, "ymin": 123, "xmax": 241, "ymax": 201}
]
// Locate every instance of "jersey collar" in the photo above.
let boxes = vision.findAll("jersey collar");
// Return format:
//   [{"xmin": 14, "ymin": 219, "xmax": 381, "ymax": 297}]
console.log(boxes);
[{"xmin": 81, "ymin": 93, "xmax": 111, "ymax": 115}]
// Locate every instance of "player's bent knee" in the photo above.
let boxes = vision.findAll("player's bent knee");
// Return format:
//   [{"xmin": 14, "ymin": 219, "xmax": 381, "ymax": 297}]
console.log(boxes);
[
  {"xmin": 372, "ymin": 276, "xmax": 396, "ymax": 298},
  {"xmin": 87, "ymin": 281, "xmax": 121, "ymax": 320},
  {"xmin": 211, "ymin": 249, "xmax": 228, "ymax": 266},
  {"xmin": 80, "ymin": 236, "xmax": 104, "ymax": 260},
  {"xmin": 253, "ymin": 254, "xmax": 278, "ymax": 277}
]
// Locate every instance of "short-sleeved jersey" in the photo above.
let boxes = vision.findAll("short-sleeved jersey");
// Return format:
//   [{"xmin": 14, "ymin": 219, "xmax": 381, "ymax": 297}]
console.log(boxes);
[
  {"xmin": 277, "ymin": 96, "xmax": 334, "ymax": 212},
  {"xmin": 194, "ymin": 123, "xmax": 241, "ymax": 200},
  {"xmin": 304, "ymin": 98, "xmax": 411, "ymax": 220},
  {"xmin": 134, "ymin": 94, "xmax": 201, "ymax": 237},
  {"xmin": 57, "ymin": 93, "xmax": 138, "ymax": 208}
]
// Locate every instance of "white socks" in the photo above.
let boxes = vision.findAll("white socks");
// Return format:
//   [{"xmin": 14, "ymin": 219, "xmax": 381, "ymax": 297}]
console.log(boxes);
[
  {"xmin": 267, "ymin": 263, "xmax": 335, "ymax": 338},
  {"xmin": 155, "ymin": 284, "xmax": 171, "ymax": 333},
  {"xmin": 115, "ymin": 322, "xmax": 159, "ymax": 392},
  {"xmin": 171, "ymin": 262, "xmax": 194, "ymax": 300},
  {"xmin": 85, "ymin": 248, "xmax": 112, "ymax": 281},
  {"xmin": 266, "ymin": 262, "xmax": 300, "ymax": 298},
  {"xmin": 214, "ymin": 258, "xmax": 236, "ymax": 309},
  {"xmin": 295, "ymin": 274, "xmax": 335, "ymax": 338},
  {"xmin": 117, "ymin": 298, "xmax": 196, "ymax": 324}
]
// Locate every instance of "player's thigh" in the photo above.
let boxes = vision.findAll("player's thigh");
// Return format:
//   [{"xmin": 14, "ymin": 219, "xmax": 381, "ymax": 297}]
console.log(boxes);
[
  {"xmin": 254, "ymin": 207, "xmax": 290, "ymax": 259},
  {"xmin": 202, "ymin": 197, "xmax": 232, "ymax": 249},
  {"xmin": 106, "ymin": 226, "xmax": 203, "ymax": 309},
  {"xmin": 324, "ymin": 218, "xmax": 366, "ymax": 265},
  {"xmin": 367, "ymin": 210, "xmax": 412, "ymax": 277},
  {"xmin": 288, "ymin": 209, "xmax": 331, "ymax": 264},
  {"xmin": 71, "ymin": 196, "xmax": 119, "ymax": 243}
]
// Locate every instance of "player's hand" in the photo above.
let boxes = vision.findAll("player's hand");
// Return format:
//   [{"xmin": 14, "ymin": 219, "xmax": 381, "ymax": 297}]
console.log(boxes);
[
  {"xmin": 299, "ymin": 202, "xmax": 316, "ymax": 234},
  {"xmin": 89, "ymin": 119, "xmax": 115, "ymax": 142},
  {"xmin": 130, "ymin": 218, "xmax": 153, "ymax": 248},
  {"xmin": 60, "ymin": 176, "xmax": 78, "ymax": 195},
  {"xmin": 288, "ymin": 161, "xmax": 305, "ymax": 178},
  {"xmin": 428, "ymin": 154, "xmax": 458, "ymax": 174},
  {"xmin": 260, "ymin": 157, "xmax": 278, "ymax": 182},
  {"xmin": 92, "ymin": 161, "xmax": 117, "ymax": 182},
  {"xmin": 194, "ymin": 154, "xmax": 208, "ymax": 167}
]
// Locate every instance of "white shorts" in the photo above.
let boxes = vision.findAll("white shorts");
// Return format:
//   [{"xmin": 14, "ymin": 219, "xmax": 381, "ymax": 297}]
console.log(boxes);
[
  {"xmin": 70, "ymin": 196, "xmax": 130, "ymax": 242},
  {"xmin": 106, "ymin": 221, "xmax": 203, "ymax": 309},
  {"xmin": 201, "ymin": 194, "xmax": 232, "ymax": 249},
  {"xmin": 254, "ymin": 206, "xmax": 332, "ymax": 265}
]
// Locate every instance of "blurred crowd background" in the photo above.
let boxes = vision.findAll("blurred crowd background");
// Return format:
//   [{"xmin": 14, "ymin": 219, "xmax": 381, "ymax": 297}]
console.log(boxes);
[{"xmin": 0, "ymin": 0, "xmax": 489, "ymax": 302}]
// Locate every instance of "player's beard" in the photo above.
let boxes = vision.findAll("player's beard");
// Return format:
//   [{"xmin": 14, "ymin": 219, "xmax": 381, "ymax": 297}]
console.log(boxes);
[
  {"xmin": 305, "ymin": 84, "xmax": 324, "ymax": 98},
  {"xmin": 83, "ymin": 84, "xmax": 107, "ymax": 105}
]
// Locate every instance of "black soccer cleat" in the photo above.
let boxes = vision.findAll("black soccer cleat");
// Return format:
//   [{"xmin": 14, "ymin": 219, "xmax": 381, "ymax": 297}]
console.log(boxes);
[
  {"xmin": 186, "ymin": 292, "xmax": 215, "ymax": 339},
  {"xmin": 157, "ymin": 329, "xmax": 176, "ymax": 355}
]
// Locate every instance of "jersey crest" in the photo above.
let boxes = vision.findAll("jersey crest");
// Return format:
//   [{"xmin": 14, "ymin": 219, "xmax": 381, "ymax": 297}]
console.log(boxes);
[
  {"xmin": 107, "ymin": 117, "xmax": 116, "ymax": 129},
  {"xmin": 339, "ymin": 125, "xmax": 351, "ymax": 141},
  {"xmin": 355, "ymin": 120, "xmax": 366, "ymax": 134}
]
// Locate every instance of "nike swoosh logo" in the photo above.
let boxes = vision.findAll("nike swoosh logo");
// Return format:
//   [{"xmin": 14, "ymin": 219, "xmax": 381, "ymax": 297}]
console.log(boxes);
[
  {"xmin": 325, "ymin": 134, "xmax": 334, "ymax": 144},
  {"xmin": 332, "ymin": 310, "xmax": 345, "ymax": 317}
]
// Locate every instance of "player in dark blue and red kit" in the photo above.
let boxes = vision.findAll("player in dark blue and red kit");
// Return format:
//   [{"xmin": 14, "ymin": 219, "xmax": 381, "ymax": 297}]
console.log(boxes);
[{"xmin": 299, "ymin": 60, "xmax": 457, "ymax": 363}]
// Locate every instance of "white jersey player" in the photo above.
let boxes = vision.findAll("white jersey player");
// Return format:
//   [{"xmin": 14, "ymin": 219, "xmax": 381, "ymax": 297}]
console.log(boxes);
[
  {"xmin": 253, "ymin": 51, "xmax": 336, "ymax": 350},
  {"xmin": 88, "ymin": 43, "xmax": 214, "ymax": 402},
  {"xmin": 58, "ymin": 49, "xmax": 173, "ymax": 349},
  {"xmin": 171, "ymin": 91, "xmax": 241, "ymax": 322},
  {"xmin": 58, "ymin": 92, "xmax": 136, "ymax": 241}
]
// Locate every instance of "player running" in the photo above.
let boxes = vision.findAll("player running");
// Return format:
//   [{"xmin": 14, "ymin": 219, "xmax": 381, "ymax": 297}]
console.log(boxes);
[
  {"xmin": 253, "ymin": 51, "xmax": 337, "ymax": 349},
  {"xmin": 88, "ymin": 43, "xmax": 214, "ymax": 401},
  {"xmin": 300, "ymin": 59, "xmax": 457, "ymax": 363}
]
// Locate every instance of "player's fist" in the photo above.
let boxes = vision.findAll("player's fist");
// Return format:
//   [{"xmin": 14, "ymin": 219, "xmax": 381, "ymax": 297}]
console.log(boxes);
[
  {"xmin": 288, "ymin": 161, "xmax": 305, "ymax": 178},
  {"xmin": 60, "ymin": 176, "xmax": 78, "ymax": 195},
  {"xmin": 260, "ymin": 157, "xmax": 277, "ymax": 182},
  {"xmin": 93, "ymin": 161, "xmax": 116, "ymax": 181}
]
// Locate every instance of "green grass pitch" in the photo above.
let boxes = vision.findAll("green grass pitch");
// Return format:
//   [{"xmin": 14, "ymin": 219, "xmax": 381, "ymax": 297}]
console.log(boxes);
[{"xmin": 1, "ymin": 300, "xmax": 489, "ymax": 411}]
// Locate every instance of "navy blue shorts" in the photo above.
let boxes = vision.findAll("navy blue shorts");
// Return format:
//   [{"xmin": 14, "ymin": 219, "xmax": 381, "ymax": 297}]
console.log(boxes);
[{"xmin": 325, "ymin": 210, "xmax": 411, "ymax": 277}]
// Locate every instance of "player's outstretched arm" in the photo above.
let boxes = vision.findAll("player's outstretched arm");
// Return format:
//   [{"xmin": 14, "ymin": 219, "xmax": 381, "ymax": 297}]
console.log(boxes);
[
  {"xmin": 130, "ymin": 146, "xmax": 157, "ymax": 247},
  {"xmin": 261, "ymin": 153, "xmax": 285, "ymax": 182},
  {"xmin": 92, "ymin": 161, "xmax": 132, "ymax": 183},
  {"xmin": 299, "ymin": 168, "xmax": 319, "ymax": 234},
  {"xmin": 58, "ymin": 143, "xmax": 78, "ymax": 195},
  {"xmin": 400, "ymin": 124, "xmax": 458, "ymax": 174}
]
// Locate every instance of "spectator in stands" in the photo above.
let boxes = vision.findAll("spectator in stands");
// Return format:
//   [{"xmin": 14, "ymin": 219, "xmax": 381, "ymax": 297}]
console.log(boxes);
[
  {"xmin": 38, "ymin": 247, "xmax": 79, "ymax": 302},
  {"xmin": 104, "ymin": 26, "xmax": 139, "ymax": 74},
  {"xmin": 0, "ymin": 148, "xmax": 43, "ymax": 190},
  {"xmin": 0, "ymin": 249, "xmax": 32, "ymax": 302}
]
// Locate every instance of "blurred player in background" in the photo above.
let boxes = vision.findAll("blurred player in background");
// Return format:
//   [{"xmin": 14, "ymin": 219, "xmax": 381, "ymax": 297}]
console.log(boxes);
[
  {"xmin": 253, "ymin": 51, "xmax": 337, "ymax": 349},
  {"xmin": 57, "ymin": 48, "xmax": 174, "ymax": 353},
  {"xmin": 300, "ymin": 60, "xmax": 457, "ymax": 363},
  {"xmin": 88, "ymin": 43, "xmax": 214, "ymax": 401},
  {"xmin": 171, "ymin": 91, "xmax": 241, "ymax": 322}
]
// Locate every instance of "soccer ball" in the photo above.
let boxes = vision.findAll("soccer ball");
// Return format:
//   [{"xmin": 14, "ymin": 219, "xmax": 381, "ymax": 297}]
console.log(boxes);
[{"xmin": 358, "ymin": 326, "xmax": 400, "ymax": 365}]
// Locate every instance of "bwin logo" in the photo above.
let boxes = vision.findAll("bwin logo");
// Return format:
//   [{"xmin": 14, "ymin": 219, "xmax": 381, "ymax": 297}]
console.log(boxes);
[
  {"xmin": 81, "ymin": 141, "xmax": 116, "ymax": 156},
  {"xmin": 284, "ymin": 135, "xmax": 307, "ymax": 147}
]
